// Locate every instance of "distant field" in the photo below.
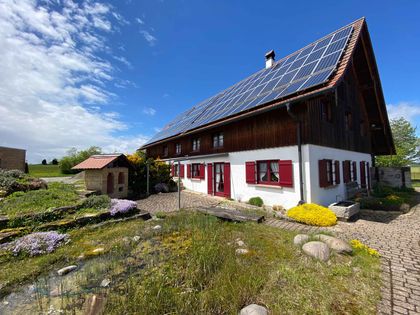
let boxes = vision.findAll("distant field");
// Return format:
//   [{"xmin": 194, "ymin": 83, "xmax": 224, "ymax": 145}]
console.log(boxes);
[{"xmin": 28, "ymin": 164, "xmax": 68, "ymax": 178}]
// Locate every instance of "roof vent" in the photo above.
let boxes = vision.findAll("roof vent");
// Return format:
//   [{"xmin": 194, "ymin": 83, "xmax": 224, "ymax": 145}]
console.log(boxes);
[{"xmin": 265, "ymin": 50, "xmax": 275, "ymax": 69}]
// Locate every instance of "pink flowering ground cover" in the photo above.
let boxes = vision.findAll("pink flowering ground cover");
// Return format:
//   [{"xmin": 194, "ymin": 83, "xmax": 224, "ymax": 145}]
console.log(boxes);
[
  {"xmin": 109, "ymin": 199, "xmax": 137, "ymax": 216},
  {"xmin": 0, "ymin": 231, "xmax": 69, "ymax": 256}
]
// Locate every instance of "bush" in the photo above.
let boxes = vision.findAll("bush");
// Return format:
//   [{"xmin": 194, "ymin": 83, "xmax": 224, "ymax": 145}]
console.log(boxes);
[
  {"xmin": 59, "ymin": 146, "xmax": 102, "ymax": 174},
  {"xmin": 287, "ymin": 203, "xmax": 337, "ymax": 226},
  {"xmin": 248, "ymin": 197, "xmax": 264, "ymax": 207},
  {"xmin": 51, "ymin": 159, "xmax": 58, "ymax": 165},
  {"xmin": 154, "ymin": 183, "xmax": 169, "ymax": 193},
  {"xmin": 81, "ymin": 195, "xmax": 111, "ymax": 210}
]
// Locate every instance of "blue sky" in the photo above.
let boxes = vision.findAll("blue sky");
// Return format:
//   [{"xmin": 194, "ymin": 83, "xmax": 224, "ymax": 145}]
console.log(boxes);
[{"xmin": 0, "ymin": 0, "xmax": 419, "ymax": 162}]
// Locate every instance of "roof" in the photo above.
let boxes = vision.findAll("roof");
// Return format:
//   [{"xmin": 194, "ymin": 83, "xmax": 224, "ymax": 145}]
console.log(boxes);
[
  {"xmin": 72, "ymin": 154, "xmax": 125, "ymax": 170},
  {"xmin": 142, "ymin": 18, "xmax": 365, "ymax": 148}
]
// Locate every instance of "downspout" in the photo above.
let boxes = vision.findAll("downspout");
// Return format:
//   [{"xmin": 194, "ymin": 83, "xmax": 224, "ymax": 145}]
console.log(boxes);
[{"xmin": 286, "ymin": 102, "xmax": 305, "ymax": 204}]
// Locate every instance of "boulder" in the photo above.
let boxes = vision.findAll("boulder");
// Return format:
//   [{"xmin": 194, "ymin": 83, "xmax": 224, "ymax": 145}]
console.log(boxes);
[
  {"xmin": 293, "ymin": 234, "xmax": 309, "ymax": 246},
  {"xmin": 57, "ymin": 265, "xmax": 78, "ymax": 276},
  {"xmin": 235, "ymin": 248, "xmax": 249, "ymax": 255},
  {"xmin": 302, "ymin": 241, "xmax": 330, "ymax": 262},
  {"xmin": 315, "ymin": 235, "xmax": 352, "ymax": 254},
  {"xmin": 152, "ymin": 225, "xmax": 162, "ymax": 231},
  {"xmin": 239, "ymin": 304, "xmax": 268, "ymax": 315}
]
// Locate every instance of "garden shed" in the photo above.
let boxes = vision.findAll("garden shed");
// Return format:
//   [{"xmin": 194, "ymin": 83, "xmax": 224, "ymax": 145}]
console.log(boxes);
[{"xmin": 72, "ymin": 154, "xmax": 131, "ymax": 198}]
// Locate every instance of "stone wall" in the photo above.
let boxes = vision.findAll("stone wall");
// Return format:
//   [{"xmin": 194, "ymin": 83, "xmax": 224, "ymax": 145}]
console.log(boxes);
[
  {"xmin": 372, "ymin": 167, "xmax": 411, "ymax": 188},
  {"xmin": 0, "ymin": 147, "xmax": 26, "ymax": 171},
  {"xmin": 84, "ymin": 167, "xmax": 128, "ymax": 198}
]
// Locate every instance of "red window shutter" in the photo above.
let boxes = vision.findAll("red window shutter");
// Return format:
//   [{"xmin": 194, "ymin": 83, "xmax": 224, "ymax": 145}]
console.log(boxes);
[
  {"xmin": 199, "ymin": 163, "xmax": 205, "ymax": 180},
  {"xmin": 224, "ymin": 163, "xmax": 231, "ymax": 198},
  {"xmin": 171, "ymin": 164, "xmax": 174, "ymax": 176},
  {"xmin": 360, "ymin": 161, "xmax": 366, "ymax": 188},
  {"xmin": 245, "ymin": 161, "xmax": 256, "ymax": 184},
  {"xmin": 352, "ymin": 161, "xmax": 357, "ymax": 181},
  {"xmin": 334, "ymin": 160, "xmax": 340, "ymax": 185},
  {"xmin": 319, "ymin": 159, "xmax": 328, "ymax": 188},
  {"xmin": 207, "ymin": 163, "xmax": 213, "ymax": 195},
  {"xmin": 180, "ymin": 164, "xmax": 185, "ymax": 178},
  {"xmin": 342, "ymin": 160, "xmax": 350, "ymax": 183},
  {"xmin": 367, "ymin": 162, "xmax": 371, "ymax": 190},
  {"xmin": 187, "ymin": 164, "xmax": 191, "ymax": 178},
  {"xmin": 279, "ymin": 160, "xmax": 293, "ymax": 187}
]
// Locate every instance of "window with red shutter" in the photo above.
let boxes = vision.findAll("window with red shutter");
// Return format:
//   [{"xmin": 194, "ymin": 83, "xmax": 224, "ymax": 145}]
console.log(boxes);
[
  {"xmin": 279, "ymin": 160, "xmax": 293, "ymax": 187},
  {"xmin": 245, "ymin": 161, "xmax": 256, "ymax": 184},
  {"xmin": 342, "ymin": 160, "xmax": 351, "ymax": 183},
  {"xmin": 180, "ymin": 164, "xmax": 185, "ymax": 178},
  {"xmin": 199, "ymin": 164, "xmax": 205, "ymax": 180},
  {"xmin": 187, "ymin": 164, "xmax": 191, "ymax": 178},
  {"xmin": 367, "ymin": 162, "xmax": 371, "ymax": 190},
  {"xmin": 171, "ymin": 164, "xmax": 174, "ymax": 176},
  {"xmin": 352, "ymin": 161, "xmax": 357, "ymax": 181},
  {"xmin": 207, "ymin": 163, "xmax": 213, "ymax": 195},
  {"xmin": 224, "ymin": 163, "xmax": 231, "ymax": 198},
  {"xmin": 319, "ymin": 159, "xmax": 333, "ymax": 187},
  {"xmin": 360, "ymin": 161, "xmax": 366, "ymax": 188},
  {"xmin": 334, "ymin": 160, "xmax": 340, "ymax": 185}
]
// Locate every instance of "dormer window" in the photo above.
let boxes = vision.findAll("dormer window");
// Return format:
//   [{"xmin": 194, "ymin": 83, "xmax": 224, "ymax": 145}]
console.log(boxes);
[
  {"xmin": 192, "ymin": 138, "xmax": 201, "ymax": 152},
  {"xmin": 175, "ymin": 143, "xmax": 182, "ymax": 155},
  {"xmin": 213, "ymin": 132, "xmax": 224, "ymax": 148}
]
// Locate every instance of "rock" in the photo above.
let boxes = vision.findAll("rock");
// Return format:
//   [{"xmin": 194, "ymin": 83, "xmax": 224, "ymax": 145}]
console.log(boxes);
[
  {"xmin": 239, "ymin": 304, "xmax": 268, "ymax": 315},
  {"xmin": 152, "ymin": 225, "xmax": 162, "ymax": 230},
  {"xmin": 293, "ymin": 234, "xmax": 309, "ymax": 246},
  {"xmin": 100, "ymin": 278, "xmax": 111, "ymax": 287},
  {"xmin": 315, "ymin": 235, "xmax": 352, "ymax": 254},
  {"xmin": 236, "ymin": 240, "xmax": 245, "ymax": 247},
  {"xmin": 235, "ymin": 248, "xmax": 249, "ymax": 255},
  {"xmin": 302, "ymin": 241, "xmax": 330, "ymax": 262},
  {"xmin": 132, "ymin": 235, "xmax": 141, "ymax": 242},
  {"xmin": 57, "ymin": 265, "xmax": 78, "ymax": 276}
]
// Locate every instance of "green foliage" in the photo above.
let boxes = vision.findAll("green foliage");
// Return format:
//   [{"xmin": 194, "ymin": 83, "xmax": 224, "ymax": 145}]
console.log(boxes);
[
  {"xmin": 358, "ymin": 184, "xmax": 415, "ymax": 211},
  {"xmin": 127, "ymin": 151, "xmax": 171, "ymax": 196},
  {"xmin": 41, "ymin": 159, "xmax": 47, "ymax": 165},
  {"xmin": 59, "ymin": 146, "xmax": 102, "ymax": 174},
  {"xmin": 248, "ymin": 196, "xmax": 264, "ymax": 207},
  {"xmin": 80, "ymin": 195, "xmax": 111, "ymax": 210},
  {"xmin": 0, "ymin": 182, "xmax": 79, "ymax": 217},
  {"xmin": 51, "ymin": 159, "xmax": 58, "ymax": 165},
  {"xmin": 0, "ymin": 169, "xmax": 34, "ymax": 195},
  {"xmin": 376, "ymin": 117, "xmax": 420, "ymax": 167}
]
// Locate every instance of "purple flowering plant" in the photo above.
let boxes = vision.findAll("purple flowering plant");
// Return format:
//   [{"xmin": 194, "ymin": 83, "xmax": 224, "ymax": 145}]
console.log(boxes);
[
  {"xmin": 109, "ymin": 199, "xmax": 137, "ymax": 216},
  {"xmin": 0, "ymin": 231, "xmax": 69, "ymax": 256}
]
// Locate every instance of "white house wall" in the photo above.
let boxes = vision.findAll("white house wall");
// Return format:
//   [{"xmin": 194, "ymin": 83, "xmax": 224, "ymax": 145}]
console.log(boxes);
[{"xmin": 172, "ymin": 144, "xmax": 371, "ymax": 209}]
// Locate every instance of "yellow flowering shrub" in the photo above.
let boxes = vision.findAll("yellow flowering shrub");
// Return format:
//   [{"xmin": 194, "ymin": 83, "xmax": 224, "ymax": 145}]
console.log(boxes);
[
  {"xmin": 286, "ymin": 203, "xmax": 337, "ymax": 227},
  {"xmin": 350, "ymin": 239, "xmax": 380, "ymax": 257}
]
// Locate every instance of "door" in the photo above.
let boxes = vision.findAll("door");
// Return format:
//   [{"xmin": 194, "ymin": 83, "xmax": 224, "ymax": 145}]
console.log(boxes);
[
  {"xmin": 214, "ymin": 163, "xmax": 224, "ymax": 196},
  {"xmin": 107, "ymin": 173, "xmax": 114, "ymax": 194}
]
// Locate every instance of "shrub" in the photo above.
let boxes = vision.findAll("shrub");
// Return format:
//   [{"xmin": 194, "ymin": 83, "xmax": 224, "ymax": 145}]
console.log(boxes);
[
  {"xmin": 287, "ymin": 203, "xmax": 337, "ymax": 226},
  {"xmin": 350, "ymin": 239, "xmax": 380, "ymax": 257},
  {"xmin": 248, "ymin": 197, "xmax": 264, "ymax": 207},
  {"xmin": 81, "ymin": 195, "xmax": 111, "ymax": 210},
  {"xmin": 109, "ymin": 199, "xmax": 137, "ymax": 216},
  {"xmin": 0, "ymin": 231, "xmax": 69, "ymax": 256},
  {"xmin": 154, "ymin": 183, "xmax": 169, "ymax": 193},
  {"xmin": 59, "ymin": 146, "xmax": 102, "ymax": 174},
  {"xmin": 51, "ymin": 158, "xmax": 58, "ymax": 165}
]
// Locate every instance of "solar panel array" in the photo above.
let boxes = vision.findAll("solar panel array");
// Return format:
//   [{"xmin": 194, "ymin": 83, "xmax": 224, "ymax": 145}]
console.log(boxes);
[{"xmin": 146, "ymin": 24, "xmax": 353, "ymax": 145}]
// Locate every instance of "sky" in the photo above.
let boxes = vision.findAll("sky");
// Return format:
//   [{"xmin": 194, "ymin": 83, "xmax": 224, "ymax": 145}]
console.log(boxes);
[{"xmin": 0, "ymin": 0, "xmax": 419, "ymax": 163}]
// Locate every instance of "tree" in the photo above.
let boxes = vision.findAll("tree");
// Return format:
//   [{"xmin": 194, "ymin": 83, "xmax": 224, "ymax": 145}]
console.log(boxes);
[
  {"xmin": 59, "ymin": 146, "xmax": 102, "ymax": 174},
  {"xmin": 41, "ymin": 159, "xmax": 47, "ymax": 165},
  {"xmin": 376, "ymin": 117, "xmax": 419, "ymax": 167},
  {"xmin": 51, "ymin": 158, "xmax": 58, "ymax": 165}
]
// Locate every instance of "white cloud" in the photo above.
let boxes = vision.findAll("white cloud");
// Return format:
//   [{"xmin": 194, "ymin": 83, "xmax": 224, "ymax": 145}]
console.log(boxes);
[
  {"xmin": 0, "ymin": 0, "xmax": 148, "ymax": 162},
  {"xmin": 140, "ymin": 30, "xmax": 157, "ymax": 46},
  {"xmin": 135, "ymin": 17, "xmax": 145, "ymax": 25},
  {"xmin": 143, "ymin": 107, "xmax": 156, "ymax": 116},
  {"xmin": 387, "ymin": 102, "xmax": 420, "ymax": 125}
]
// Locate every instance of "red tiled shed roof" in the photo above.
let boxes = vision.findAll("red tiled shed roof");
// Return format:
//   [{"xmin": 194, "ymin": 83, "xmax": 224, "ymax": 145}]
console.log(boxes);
[{"xmin": 72, "ymin": 154, "xmax": 122, "ymax": 170}]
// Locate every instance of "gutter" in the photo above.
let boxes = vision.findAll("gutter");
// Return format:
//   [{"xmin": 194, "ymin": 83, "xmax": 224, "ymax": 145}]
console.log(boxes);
[{"xmin": 286, "ymin": 102, "xmax": 305, "ymax": 205}]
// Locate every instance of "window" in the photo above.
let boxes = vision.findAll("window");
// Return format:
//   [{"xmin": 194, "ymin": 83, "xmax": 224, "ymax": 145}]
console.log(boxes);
[
  {"xmin": 319, "ymin": 159, "xmax": 334, "ymax": 187},
  {"xmin": 326, "ymin": 160, "xmax": 333, "ymax": 185},
  {"xmin": 162, "ymin": 145, "xmax": 168, "ymax": 157},
  {"xmin": 345, "ymin": 111, "xmax": 353, "ymax": 130},
  {"xmin": 257, "ymin": 160, "xmax": 279, "ymax": 184},
  {"xmin": 192, "ymin": 138, "xmax": 201, "ymax": 151},
  {"xmin": 321, "ymin": 100, "xmax": 333, "ymax": 122},
  {"xmin": 192, "ymin": 163, "xmax": 201, "ymax": 178},
  {"xmin": 212, "ymin": 132, "xmax": 224, "ymax": 148},
  {"xmin": 173, "ymin": 164, "xmax": 179, "ymax": 176},
  {"xmin": 175, "ymin": 143, "xmax": 182, "ymax": 155}
]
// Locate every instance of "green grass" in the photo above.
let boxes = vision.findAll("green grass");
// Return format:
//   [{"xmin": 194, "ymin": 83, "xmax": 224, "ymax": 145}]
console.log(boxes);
[
  {"xmin": 411, "ymin": 180, "xmax": 420, "ymax": 188},
  {"xmin": 28, "ymin": 164, "xmax": 68, "ymax": 178},
  {"xmin": 0, "ymin": 182, "xmax": 80, "ymax": 217},
  {"xmin": 0, "ymin": 212, "xmax": 381, "ymax": 314}
]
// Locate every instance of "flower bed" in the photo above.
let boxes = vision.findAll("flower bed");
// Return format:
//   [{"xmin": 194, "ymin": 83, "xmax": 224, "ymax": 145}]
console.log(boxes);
[
  {"xmin": 109, "ymin": 199, "xmax": 138, "ymax": 216},
  {"xmin": 0, "ymin": 231, "xmax": 69, "ymax": 256},
  {"xmin": 287, "ymin": 203, "xmax": 337, "ymax": 227},
  {"xmin": 350, "ymin": 239, "xmax": 380, "ymax": 257}
]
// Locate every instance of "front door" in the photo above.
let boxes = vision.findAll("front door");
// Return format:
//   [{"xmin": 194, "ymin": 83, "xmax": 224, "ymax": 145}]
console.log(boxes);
[{"xmin": 214, "ymin": 163, "xmax": 224, "ymax": 196}]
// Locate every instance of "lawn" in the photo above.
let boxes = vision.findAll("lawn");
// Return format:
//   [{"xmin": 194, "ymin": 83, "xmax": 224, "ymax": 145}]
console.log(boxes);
[
  {"xmin": 28, "ymin": 164, "xmax": 68, "ymax": 178},
  {"xmin": 412, "ymin": 180, "xmax": 420, "ymax": 188},
  {"xmin": 0, "ymin": 212, "xmax": 381, "ymax": 314}
]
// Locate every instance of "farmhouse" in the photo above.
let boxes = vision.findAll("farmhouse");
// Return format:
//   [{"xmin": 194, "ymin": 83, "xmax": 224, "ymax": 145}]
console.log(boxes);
[
  {"xmin": 0, "ymin": 146, "xmax": 26, "ymax": 172},
  {"xmin": 141, "ymin": 18, "xmax": 394, "ymax": 208}
]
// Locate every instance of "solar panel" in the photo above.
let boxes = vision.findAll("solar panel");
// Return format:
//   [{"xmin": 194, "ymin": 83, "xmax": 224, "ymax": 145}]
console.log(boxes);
[{"xmin": 146, "ymin": 24, "xmax": 353, "ymax": 145}]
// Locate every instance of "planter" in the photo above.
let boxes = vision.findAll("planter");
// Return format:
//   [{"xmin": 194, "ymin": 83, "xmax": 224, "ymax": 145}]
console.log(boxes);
[{"xmin": 328, "ymin": 201, "xmax": 360, "ymax": 221}]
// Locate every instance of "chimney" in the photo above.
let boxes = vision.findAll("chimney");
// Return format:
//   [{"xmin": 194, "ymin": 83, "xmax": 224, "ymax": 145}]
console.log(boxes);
[{"xmin": 265, "ymin": 50, "xmax": 275, "ymax": 69}]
